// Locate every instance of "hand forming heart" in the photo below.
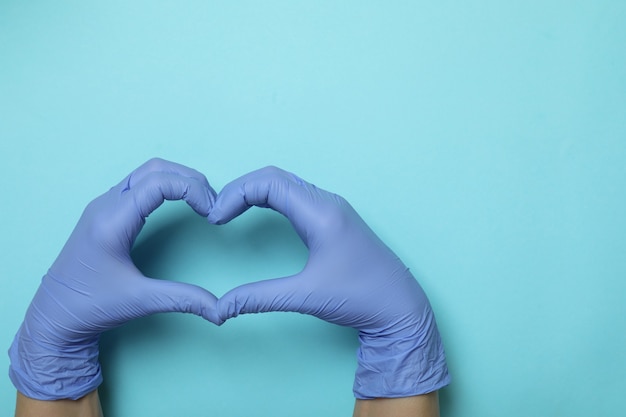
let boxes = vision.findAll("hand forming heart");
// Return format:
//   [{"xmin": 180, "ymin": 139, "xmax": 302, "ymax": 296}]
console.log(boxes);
[{"xmin": 9, "ymin": 158, "xmax": 449, "ymax": 402}]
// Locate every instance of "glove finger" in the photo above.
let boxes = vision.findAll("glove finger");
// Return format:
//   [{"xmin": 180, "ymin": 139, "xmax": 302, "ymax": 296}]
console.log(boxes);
[
  {"xmin": 208, "ymin": 166, "xmax": 327, "ymax": 227},
  {"xmin": 114, "ymin": 158, "xmax": 216, "ymax": 205},
  {"xmin": 217, "ymin": 273, "xmax": 309, "ymax": 322},
  {"xmin": 126, "ymin": 171, "xmax": 215, "ymax": 219},
  {"xmin": 134, "ymin": 277, "xmax": 222, "ymax": 325},
  {"xmin": 207, "ymin": 166, "xmax": 295, "ymax": 224}
]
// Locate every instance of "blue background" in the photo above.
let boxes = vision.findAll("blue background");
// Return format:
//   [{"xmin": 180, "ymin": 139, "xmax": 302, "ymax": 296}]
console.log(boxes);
[{"xmin": 1, "ymin": 1, "xmax": 625, "ymax": 415}]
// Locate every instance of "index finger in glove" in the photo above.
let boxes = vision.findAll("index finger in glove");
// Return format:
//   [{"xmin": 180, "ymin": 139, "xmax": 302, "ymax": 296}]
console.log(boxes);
[
  {"xmin": 87, "ymin": 170, "xmax": 213, "ymax": 246},
  {"xmin": 207, "ymin": 166, "xmax": 347, "ymax": 236},
  {"xmin": 115, "ymin": 157, "xmax": 215, "ymax": 200},
  {"xmin": 124, "ymin": 170, "xmax": 215, "ymax": 221}
]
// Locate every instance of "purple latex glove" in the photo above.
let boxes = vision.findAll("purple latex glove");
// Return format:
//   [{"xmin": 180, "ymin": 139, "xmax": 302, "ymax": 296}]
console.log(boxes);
[
  {"xmin": 208, "ymin": 166, "xmax": 450, "ymax": 399},
  {"xmin": 9, "ymin": 158, "xmax": 221, "ymax": 400}
]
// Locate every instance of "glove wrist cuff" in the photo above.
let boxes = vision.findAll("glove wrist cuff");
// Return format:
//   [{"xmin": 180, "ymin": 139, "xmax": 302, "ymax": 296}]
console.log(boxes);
[
  {"xmin": 8, "ymin": 323, "xmax": 102, "ymax": 401},
  {"xmin": 352, "ymin": 312, "xmax": 450, "ymax": 399}
]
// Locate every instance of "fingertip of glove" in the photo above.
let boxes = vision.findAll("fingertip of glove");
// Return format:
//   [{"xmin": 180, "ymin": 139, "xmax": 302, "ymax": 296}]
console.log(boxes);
[
  {"xmin": 207, "ymin": 211, "xmax": 223, "ymax": 225},
  {"xmin": 197, "ymin": 307, "xmax": 224, "ymax": 326},
  {"xmin": 209, "ymin": 315, "xmax": 226, "ymax": 327}
]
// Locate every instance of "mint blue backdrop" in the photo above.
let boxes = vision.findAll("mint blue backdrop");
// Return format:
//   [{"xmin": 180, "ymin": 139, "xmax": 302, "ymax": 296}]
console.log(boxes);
[{"xmin": 1, "ymin": 2, "xmax": 624, "ymax": 416}]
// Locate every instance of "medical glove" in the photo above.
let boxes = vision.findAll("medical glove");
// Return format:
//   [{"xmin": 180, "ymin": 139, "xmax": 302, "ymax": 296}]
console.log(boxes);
[
  {"xmin": 208, "ymin": 166, "xmax": 450, "ymax": 399},
  {"xmin": 9, "ymin": 158, "xmax": 221, "ymax": 401}
]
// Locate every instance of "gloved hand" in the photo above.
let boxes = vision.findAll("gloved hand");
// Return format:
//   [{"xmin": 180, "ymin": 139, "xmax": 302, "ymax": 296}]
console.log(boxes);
[
  {"xmin": 9, "ymin": 158, "xmax": 222, "ymax": 401},
  {"xmin": 208, "ymin": 166, "xmax": 450, "ymax": 399}
]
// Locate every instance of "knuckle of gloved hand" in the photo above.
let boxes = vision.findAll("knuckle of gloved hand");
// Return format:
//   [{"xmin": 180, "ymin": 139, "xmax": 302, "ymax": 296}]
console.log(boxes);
[
  {"xmin": 144, "ymin": 157, "xmax": 167, "ymax": 172},
  {"xmin": 259, "ymin": 165, "xmax": 290, "ymax": 182},
  {"xmin": 260, "ymin": 165, "xmax": 283, "ymax": 175},
  {"xmin": 197, "ymin": 172, "xmax": 210, "ymax": 187}
]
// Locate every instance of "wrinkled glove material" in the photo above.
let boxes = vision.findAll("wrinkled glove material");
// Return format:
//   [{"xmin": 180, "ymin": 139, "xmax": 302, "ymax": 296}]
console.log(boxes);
[
  {"xmin": 9, "ymin": 319, "xmax": 102, "ymax": 400},
  {"xmin": 8, "ymin": 159, "xmax": 219, "ymax": 400}
]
